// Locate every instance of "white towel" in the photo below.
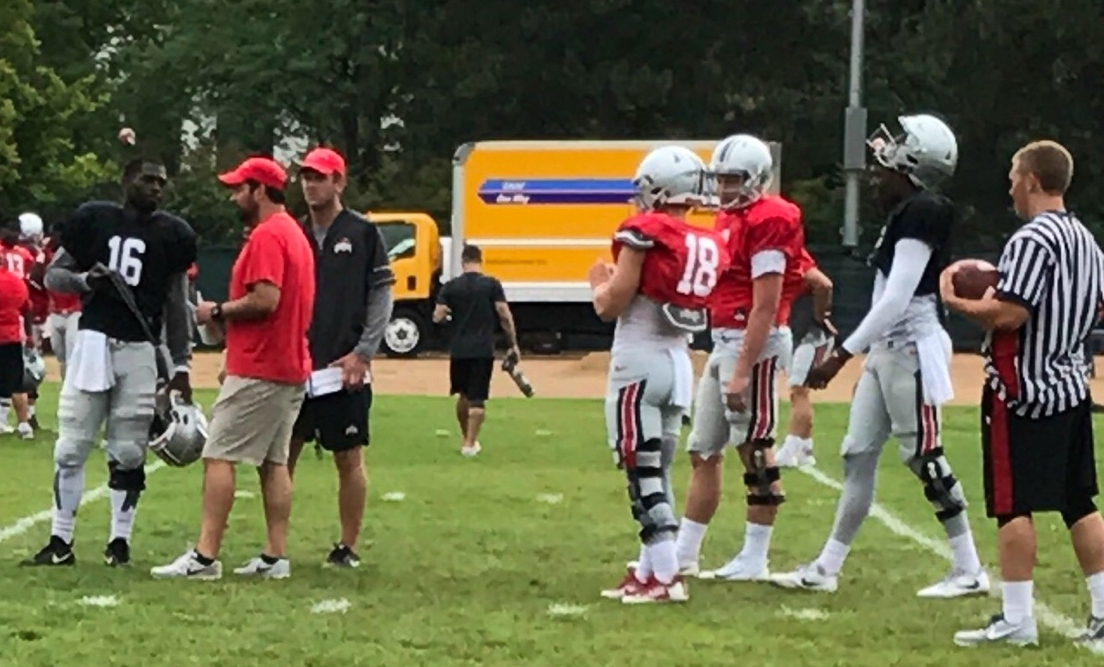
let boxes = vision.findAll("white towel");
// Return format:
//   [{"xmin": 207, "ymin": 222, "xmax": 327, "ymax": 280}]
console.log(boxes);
[
  {"xmin": 670, "ymin": 348, "xmax": 694, "ymax": 411},
  {"xmin": 915, "ymin": 330, "xmax": 954, "ymax": 405},
  {"xmin": 65, "ymin": 330, "xmax": 114, "ymax": 393}
]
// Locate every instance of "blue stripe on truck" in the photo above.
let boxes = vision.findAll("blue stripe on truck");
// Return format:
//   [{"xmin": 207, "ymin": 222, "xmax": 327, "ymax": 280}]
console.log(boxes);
[{"xmin": 477, "ymin": 178, "xmax": 635, "ymax": 205}]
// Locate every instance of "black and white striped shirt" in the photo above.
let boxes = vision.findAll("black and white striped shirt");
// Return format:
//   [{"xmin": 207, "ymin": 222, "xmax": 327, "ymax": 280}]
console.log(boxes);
[{"xmin": 984, "ymin": 210, "xmax": 1104, "ymax": 418}]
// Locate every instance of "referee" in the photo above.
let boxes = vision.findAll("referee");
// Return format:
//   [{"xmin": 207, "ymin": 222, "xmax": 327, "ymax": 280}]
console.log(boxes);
[
  {"xmin": 288, "ymin": 147, "xmax": 395, "ymax": 568},
  {"xmin": 942, "ymin": 140, "xmax": 1104, "ymax": 647}
]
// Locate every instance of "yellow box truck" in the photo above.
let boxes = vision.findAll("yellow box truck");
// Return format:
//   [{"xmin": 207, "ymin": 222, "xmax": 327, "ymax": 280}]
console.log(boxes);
[{"xmin": 373, "ymin": 139, "xmax": 782, "ymax": 356}]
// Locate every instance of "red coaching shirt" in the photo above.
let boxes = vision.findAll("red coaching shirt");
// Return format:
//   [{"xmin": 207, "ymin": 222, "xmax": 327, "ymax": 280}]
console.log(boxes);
[
  {"xmin": 709, "ymin": 195, "xmax": 806, "ymax": 328},
  {"xmin": 0, "ymin": 268, "xmax": 29, "ymax": 344},
  {"xmin": 224, "ymin": 211, "xmax": 316, "ymax": 384},
  {"xmin": 612, "ymin": 212, "xmax": 730, "ymax": 310}
]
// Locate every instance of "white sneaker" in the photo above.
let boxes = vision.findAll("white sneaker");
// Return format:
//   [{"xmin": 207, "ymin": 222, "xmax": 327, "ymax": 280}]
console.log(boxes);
[
  {"xmin": 0, "ymin": 423, "xmax": 13, "ymax": 435},
  {"xmin": 954, "ymin": 613, "xmax": 1039, "ymax": 647},
  {"xmin": 770, "ymin": 562, "xmax": 839, "ymax": 592},
  {"xmin": 699, "ymin": 554, "xmax": 770, "ymax": 581},
  {"xmin": 17, "ymin": 422, "xmax": 33, "ymax": 440},
  {"xmin": 150, "ymin": 550, "xmax": 223, "ymax": 580},
  {"xmin": 233, "ymin": 555, "xmax": 290, "ymax": 579},
  {"xmin": 776, "ymin": 441, "xmax": 816, "ymax": 468},
  {"xmin": 461, "ymin": 441, "xmax": 482, "ymax": 457},
  {"xmin": 917, "ymin": 568, "xmax": 990, "ymax": 598}
]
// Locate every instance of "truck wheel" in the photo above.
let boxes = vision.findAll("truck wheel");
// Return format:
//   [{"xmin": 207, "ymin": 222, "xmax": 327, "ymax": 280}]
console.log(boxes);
[{"xmin": 383, "ymin": 308, "xmax": 428, "ymax": 357}]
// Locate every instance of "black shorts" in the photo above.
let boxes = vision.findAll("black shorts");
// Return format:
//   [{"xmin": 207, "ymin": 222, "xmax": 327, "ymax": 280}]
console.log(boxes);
[
  {"xmin": 292, "ymin": 387, "xmax": 372, "ymax": 452},
  {"xmin": 981, "ymin": 386, "xmax": 1097, "ymax": 517},
  {"xmin": 449, "ymin": 357, "xmax": 494, "ymax": 403},
  {"xmin": 0, "ymin": 343, "xmax": 23, "ymax": 398}
]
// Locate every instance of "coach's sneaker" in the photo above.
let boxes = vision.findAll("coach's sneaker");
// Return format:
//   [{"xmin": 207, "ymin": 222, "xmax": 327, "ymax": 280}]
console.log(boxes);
[
  {"xmin": 461, "ymin": 441, "xmax": 482, "ymax": 457},
  {"xmin": 150, "ymin": 550, "xmax": 222, "ymax": 580},
  {"xmin": 20, "ymin": 535, "xmax": 75, "ymax": 567},
  {"xmin": 104, "ymin": 538, "xmax": 130, "ymax": 567},
  {"xmin": 234, "ymin": 554, "xmax": 290, "ymax": 579},
  {"xmin": 769, "ymin": 562, "xmax": 839, "ymax": 592},
  {"xmin": 601, "ymin": 567, "xmax": 649, "ymax": 599},
  {"xmin": 917, "ymin": 568, "xmax": 990, "ymax": 598},
  {"xmin": 700, "ymin": 554, "xmax": 770, "ymax": 582},
  {"xmin": 1077, "ymin": 615, "xmax": 1104, "ymax": 643},
  {"xmin": 621, "ymin": 576, "xmax": 689, "ymax": 604},
  {"xmin": 954, "ymin": 613, "xmax": 1039, "ymax": 647},
  {"xmin": 0, "ymin": 423, "xmax": 13, "ymax": 435},
  {"xmin": 17, "ymin": 422, "xmax": 33, "ymax": 440},
  {"xmin": 326, "ymin": 543, "xmax": 361, "ymax": 568}
]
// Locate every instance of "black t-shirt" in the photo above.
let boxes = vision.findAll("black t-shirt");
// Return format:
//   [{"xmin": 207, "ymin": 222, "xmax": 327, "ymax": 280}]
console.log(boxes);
[
  {"xmin": 867, "ymin": 190, "xmax": 954, "ymax": 296},
  {"xmin": 789, "ymin": 293, "xmax": 816, "ymax": 342},
  {"xmin": 301, "ymin": 210, "xmax": 395, "ymax": 368},
  {"xmin": 61, "ymin": 201, "xmax": 197, "ymax": 342},
  {"xmin": 436, "ymin": 272, "xmax": 506, "ymax": 359}
]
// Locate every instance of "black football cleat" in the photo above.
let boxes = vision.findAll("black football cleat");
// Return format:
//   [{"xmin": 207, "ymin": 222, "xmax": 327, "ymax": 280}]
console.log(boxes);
[
  {"xmin": 104, "ymin": 538, "xmax": 130, "ymax": 567},
  {"xmin": 21, "ymin": 535, "xmax": 76, "ymax": 567}
]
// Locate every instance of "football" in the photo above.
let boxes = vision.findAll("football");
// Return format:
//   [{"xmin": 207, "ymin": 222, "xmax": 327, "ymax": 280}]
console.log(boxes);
[{"xmin": 950, "ymin": 259, "xmax": 999, "ymax": 300}]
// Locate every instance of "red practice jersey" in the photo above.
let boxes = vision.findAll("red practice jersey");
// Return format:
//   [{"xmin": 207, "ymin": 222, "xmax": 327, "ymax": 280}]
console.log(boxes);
[
  {"xmin": 709, "ymin": 195, "xmax": 806, "ymax": 328},
  {"xmin": 1, "ymin": 244, "xmax": 34, "ymax": 281},
  {"xmin": 612, "ymin": 212, "xmax": 731, "ymax": 312},
  {"xmin": 780, "ymin": 245, "xmax": 818, "ymax": 315}
]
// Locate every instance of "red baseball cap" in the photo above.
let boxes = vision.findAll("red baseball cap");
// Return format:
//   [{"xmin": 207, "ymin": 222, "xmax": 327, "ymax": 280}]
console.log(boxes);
[
  {"xmin": 300, "ymin": 148, "xmax": 346, "ymax": 176},
  {"xmin": 218, "ymin": 157, "xmax": 288, "ymax": 189}
]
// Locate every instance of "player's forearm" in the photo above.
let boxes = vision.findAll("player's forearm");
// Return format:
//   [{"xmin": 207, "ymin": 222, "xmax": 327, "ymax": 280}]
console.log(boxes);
[
  {"xmin": 735, "ymin": 305, "xmax": 777, "ymax": 377},
  {"xmin": 163, "ymin": 272, "xmax": 192, "ymax": 371},
  {"xmin": 807, "ymin": 270, "xmax": 833, "ymax": 321},
  {"xmin": 44, "ymin": 249, "xmax": 90, "ymax": 294},
  {"xmin": 221, "ymin": 291, "xmax": 276, "ymax": 321},
  {"xmin": 354, "ymin": 283, "xmax": 394, "ymax": 360}
]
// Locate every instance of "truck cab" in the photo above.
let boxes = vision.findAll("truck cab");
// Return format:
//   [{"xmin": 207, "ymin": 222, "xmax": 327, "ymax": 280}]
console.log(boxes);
[{"xmin": 368, "ymin": 212, "xmax": 448, "ymax": 356}]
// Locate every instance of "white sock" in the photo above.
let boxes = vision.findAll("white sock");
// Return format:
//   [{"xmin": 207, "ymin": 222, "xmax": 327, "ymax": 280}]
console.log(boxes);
[
  {"xmin": 949, "ymin": 531, "xmax": 982, "ymax": 574},
  {"xmin": 1002, "ymin": 581, "xmax": 1034, "ymax": 624},
  {"xmin": 28, "ymin": 404, "xmax": 35, "ymax": 418},
  {"xmin": 51, "ymin": 466, "xmax": 85, "ymax": 542},
  {"xmin": 675, "ymin": 517, "xmax": 708, "ymax": 561},
  {"xmin": 110, "ymin": 490, "xmax": 139, "ymax": 541},
  {"xmin": 742, "ymin": 522, "xmax": 773, "ymax": 564},
  {"xmin": 0, "ymin": 399, "xmax": 10, "ymax": 423},
  {"xmin": 1087, "ymin": 572, "xmax": 1104, "ymax": 618},
  {"xmin": 815, "ymin": 538, "xmax": 851, "ymax": 576},
  {"xmin": 634, "ymin": 544, "xmax": 652, "ymax": 583},
  {"xmin": 52, "ymin": 510, "xmax": 76, "ymax": 543},
  {"xmin": 648, "ymin": 540, "xmax": 679, "ymax": 584}
]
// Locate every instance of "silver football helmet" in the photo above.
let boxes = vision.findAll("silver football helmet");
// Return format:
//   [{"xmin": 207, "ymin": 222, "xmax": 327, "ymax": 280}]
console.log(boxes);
[
  {"xmin": 149, "ymin": 391, "xmax": 209, "ymax": 467},
  {"xmin": 710, "ymin": 134, "xmax": 773, "ymax": 209},
  {"xmin": 632, "ymin": 146, "xmax": 708, "ymax": 211},
  {"xmin": 867, "ymin": 114, "xmax": 958, "ymax": 190},
  {"xmin": 22, "ymin": 349, "xmax": 45, "ymax": 388},
  {"xmin": 18, "ymin": 212, "xmax": 44, "ymax": 243}
]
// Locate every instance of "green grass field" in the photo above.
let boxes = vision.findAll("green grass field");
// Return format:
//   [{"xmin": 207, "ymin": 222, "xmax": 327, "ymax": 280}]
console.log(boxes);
[{"xmin": 1, "ymin": 383, "xmax": 1102, "ymax": 666}]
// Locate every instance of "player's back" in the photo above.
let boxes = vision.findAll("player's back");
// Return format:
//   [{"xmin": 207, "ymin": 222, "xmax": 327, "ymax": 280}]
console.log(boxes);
[
  {"xmin": 0, "ymin": 269, "xmax": 28, "ymax": 344},
  {"xmin": 611, "ymin": 212, "xmax": 726, "ymax": 353},
  {"xmin": 61, "ymin": 201, "xmax": 197, "ymax": 343},
  {"xmin": 1, "ymin": 243, "xmax": 34, "ymax": 280}
]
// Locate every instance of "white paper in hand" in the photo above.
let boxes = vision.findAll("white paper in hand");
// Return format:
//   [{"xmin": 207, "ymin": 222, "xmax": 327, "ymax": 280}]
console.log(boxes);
[{"xmin": 306, "ymin": 367, "xmax": 345, "ymax": 398}]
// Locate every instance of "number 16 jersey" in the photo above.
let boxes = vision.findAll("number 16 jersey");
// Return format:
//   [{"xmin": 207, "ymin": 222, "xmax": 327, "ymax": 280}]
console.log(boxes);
[
  {"xmin": 60, "ymin": 201, "xmax": 198, "ymax": 342},
  {"xmin": 610, "ymin": 212, "xmax": 731, "ymax": 350}
]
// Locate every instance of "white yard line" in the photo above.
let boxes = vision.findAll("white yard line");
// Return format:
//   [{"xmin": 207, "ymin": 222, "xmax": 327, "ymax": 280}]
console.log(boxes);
[
  {"xmin": 800, "ymin": 466, "xmax": 1103, "ymax": 654},
  {"xmin": 0, "ymin": 461, "xmax": 166, "ymax": 545}
]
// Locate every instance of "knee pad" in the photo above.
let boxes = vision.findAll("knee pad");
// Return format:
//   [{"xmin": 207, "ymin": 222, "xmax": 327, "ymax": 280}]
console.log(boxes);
[
  {"xmin": 910, "ymin": 452, "xmax": 966, "ymax": 521},
  {"xmin": 627, "ymin": 438, "xmax": 677, "ymax": 541},
  {"xmin": 108, "ymin": 460, "xmax": 146, "ymax": 493},
  {"xmin": 1062, "ymin": 497, "xmax": 1098, "ymax": 529},
  {"xmin": 742, "ymin": 439, "xmax": 785, "ymax": 506},
  {"xmin": 107, "ymin": 440, "xmax": 147, "ymax": 470}
]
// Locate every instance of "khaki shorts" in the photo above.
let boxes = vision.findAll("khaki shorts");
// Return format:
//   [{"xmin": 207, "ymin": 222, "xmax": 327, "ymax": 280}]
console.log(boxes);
[{"xmin": 202, "ymin": 375, "xmax": 306, "ymax": 466}]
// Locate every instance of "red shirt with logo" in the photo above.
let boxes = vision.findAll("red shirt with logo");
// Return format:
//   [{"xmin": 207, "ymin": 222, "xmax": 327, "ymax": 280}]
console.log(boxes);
[
  {"xmin": 0, "ymin": 268, "xmax": 29, "ymax": 344},
  {"xmin": 225, "ymin": 211, "xmax": 316, "ymax": 384}
]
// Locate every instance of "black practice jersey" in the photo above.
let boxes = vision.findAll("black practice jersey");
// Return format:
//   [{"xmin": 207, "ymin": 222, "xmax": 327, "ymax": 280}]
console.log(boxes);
[
  {"xmin": 61, "ymin": 201, "xmax": 197, "ymax": 342},
  {"xmin": 867, "ymin": 190, "xmax": 954, "ymax": 297}
]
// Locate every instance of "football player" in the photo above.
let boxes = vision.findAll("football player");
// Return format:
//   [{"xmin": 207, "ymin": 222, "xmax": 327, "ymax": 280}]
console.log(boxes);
[
  {"xmin": 674, "ymin": 134, "xmax": 807, "ymax": 581},
  {"xmin": 775, "ymin": 250, "xmax": 836, "ymax": 468},
  {"xmin": 19, "ymin": 212, "xmax": 49, "ymax": 429},
  {"xmin": 21, "ymin": 156, "xmax": 197, "ymax": 568},
  {"xmin": 0, "ymin": 217, "xmax": 36, "ymax": 438},
  {"xmin": 771, "ymin": 114, "xmax": 987, "ymax": 597},
  {"xmin": 591, "ymin": 145, "xmax": 729, "ymax": 604}
]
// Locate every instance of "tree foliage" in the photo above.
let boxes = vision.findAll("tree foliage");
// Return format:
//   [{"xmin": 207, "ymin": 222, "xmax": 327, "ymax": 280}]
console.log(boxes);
[{"xmin": 7, "ymin": 0, "xmax": 1104, "ymax": 248}]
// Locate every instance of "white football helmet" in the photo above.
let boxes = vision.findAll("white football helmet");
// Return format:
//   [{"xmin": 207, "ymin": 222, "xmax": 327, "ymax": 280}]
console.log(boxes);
[
  {"xmin": 149, "ymin": 391, "xmax": 209, "ymax": 467},
  {"xmin": 18, "ymin": 212, "xmax": 44, "ymax": 243},
  {"xmin": 631, "ymin": 146, "xmax": 707, "ymax": 211},
  {"xmin": 867, "ymin": 114, "xmax": 958, "ymax": 190},
  {"xmin": 22, "ymin": 349, "xmax": 45, "ymax": 388},
  {"xmin": 710, "ymin": 134, "xmax": 773, "ymax": 209}
]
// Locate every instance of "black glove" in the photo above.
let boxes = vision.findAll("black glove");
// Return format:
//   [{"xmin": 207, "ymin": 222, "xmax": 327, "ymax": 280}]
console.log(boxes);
[{"xmin": 85, "ymin": 263, "xmax": 117, "ymax": 294}]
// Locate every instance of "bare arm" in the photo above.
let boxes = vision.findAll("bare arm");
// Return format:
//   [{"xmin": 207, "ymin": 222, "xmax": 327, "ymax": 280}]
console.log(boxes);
[
  {"xmin": 220, "ymin": 282, "xmax": 280, "ymax": 321},
  {"xmin": 162, "ymin": 272, "xmax": 192, "ymax": 372},
  {"xmin": 591, "ymin": 248, "xmax": 645, "ymax": 321},
  {"xmin": 804, "ymin": 267, "xmax": 833, "ymax": 322},
  {"xmin": 354, "ymin": 283, "xmax": 394, "ymax": 359},
  {"xmin": 433, "ymin": 303, "xmax": 450, "ymax": 323},
  {"xmin": 44, "ymin": 248, "xmax": 90, "ymax": 294},
  {"xmin": 734, "ymin": 274, "xmax": 784, "ymax": 379},
  {"xmin": 495, "ymin": 301, "xmax": 519, "ymax": 350}
]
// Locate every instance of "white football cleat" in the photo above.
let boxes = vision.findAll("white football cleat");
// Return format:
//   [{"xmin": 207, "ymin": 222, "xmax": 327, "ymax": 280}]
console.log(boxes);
[
  {"xmin": 150, "ymin": 550, "xmax": 222, "ymax": 580},
  {"xmin": 954, "ymin": 613, "xmax": 1038, "ymax": 647},
  {"xmin": 917, "ymin": 568, "xmax": 990, "ymax": 598},
  {"xmin": 621, "ymin": 576, "xmax": 689, "ymax": 604},
  {"xmin": 0, "ymin": 423, "xmax": 14, "ymax": 435},
  {"xmin": 233, "ymin": 555, "xmax": 291, "ymax": 579},
  {"xmin": 17, "ymin": 422, "xmax": 33, "ymax": 440},
  {"xmin": 769, "ymin": 563, "xmax": 838, "ymax": 592},
  {"xmin": 699, "ymin": 554, "xmax": 770, "ymax": 581},
  {"xmin": 775, "ymin": 440, "xmax": 815, "ymax": 468},
  {"xmin": 601, "ymin": 567, "xmax": 647, "ymax": 599}
]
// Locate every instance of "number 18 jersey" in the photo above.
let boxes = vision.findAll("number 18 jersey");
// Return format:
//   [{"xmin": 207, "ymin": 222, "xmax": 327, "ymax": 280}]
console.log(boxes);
[
  {"xmin": 60, "ymin": 201, "xmax": 198, "ymax": 342},
  {"xmin": 610, "ymin": 212, "xmax": 730, "ymax": 349}
]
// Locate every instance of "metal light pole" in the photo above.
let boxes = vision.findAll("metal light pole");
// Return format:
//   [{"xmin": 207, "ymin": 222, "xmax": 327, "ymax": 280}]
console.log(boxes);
[{"xmin": 841, "ymin": 0, "xmax": 866, "ymax": 251}]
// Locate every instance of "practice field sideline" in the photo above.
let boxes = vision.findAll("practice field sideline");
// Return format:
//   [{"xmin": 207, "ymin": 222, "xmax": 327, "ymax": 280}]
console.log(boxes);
[{"xmin": 1, "ymin": 382, "xmax": 1101, "ymax": 666}]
